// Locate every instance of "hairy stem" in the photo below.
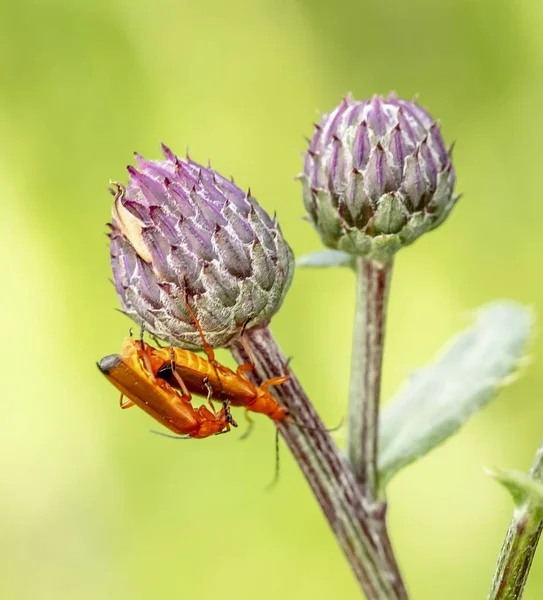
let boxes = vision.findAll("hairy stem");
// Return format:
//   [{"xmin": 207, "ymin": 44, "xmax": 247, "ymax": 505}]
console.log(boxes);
[
  {"xmin": 487, "ymin": 441, "xmax": 543, "ymax": 600},
  {"xmin": 347, "ymin": 258, "xmax": 393, "ymax": 497},
  {"xmin": 230, "ymin": 326, "xmax": 408, "ymax": 600}
]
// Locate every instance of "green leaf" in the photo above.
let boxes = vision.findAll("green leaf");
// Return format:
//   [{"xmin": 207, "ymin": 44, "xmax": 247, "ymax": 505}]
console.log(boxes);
[
  {"xmin": 379, "ymin": 302, "xmax": 533, "ymax": 485},
  {"xmin": 296, "ymin": 249, "xmax": 355, "ymax": 269},
  {"xmin": 487, "ymin": 468, "xmax": 543, "ymax": 516}
]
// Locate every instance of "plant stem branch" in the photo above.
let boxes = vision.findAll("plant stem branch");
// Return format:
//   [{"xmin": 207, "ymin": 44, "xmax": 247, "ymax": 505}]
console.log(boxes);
[
  {"xmin": 347, "ymin": 257, "xmax": 393, "ymax": 497},
  {"xmin": 487, "ymin": 440, "xmax": 543, "ymax": 600},
  {"xmin": 230, "ymin": 326, "xmax": 408, "ymax": 600}
]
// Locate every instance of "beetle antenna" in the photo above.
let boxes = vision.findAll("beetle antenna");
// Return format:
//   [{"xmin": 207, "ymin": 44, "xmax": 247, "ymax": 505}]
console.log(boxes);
[
  {"xmin": 265, "ymin": 427, "xmax": 281, "ymax": 491},
  {"xmin": 287, "ymin": 416, "xmax": 344, "ymax": 434},
  {"xmin": 149, "ymin": 429, "xmax": 192, "ymax": 440},
  {"xmin": 262, "ymin": 418, "xmax": 343, "ymax": 490}
]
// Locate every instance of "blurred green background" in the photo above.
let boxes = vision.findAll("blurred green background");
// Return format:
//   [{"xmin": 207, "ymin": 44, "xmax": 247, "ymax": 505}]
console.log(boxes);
[{"xmin": 1, "ymin": 0, "xmax": 542, "ymax": 598}]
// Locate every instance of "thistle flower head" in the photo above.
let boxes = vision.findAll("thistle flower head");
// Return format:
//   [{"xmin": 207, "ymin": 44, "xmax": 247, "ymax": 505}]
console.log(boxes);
[
  {"xmin": 108, "ymin": 144, "xmax": 294, "ymax": 349},
  {"xmin": 301, "ymin": 93, "xmax": 458, "ymax": 261}
]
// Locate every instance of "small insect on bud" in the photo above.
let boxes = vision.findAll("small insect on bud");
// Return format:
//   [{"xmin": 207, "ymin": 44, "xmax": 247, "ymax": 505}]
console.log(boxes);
[
  {"xmin": 300, "ymin": 93, "xmax": 459, "ymax": 261},
  {"xmin": 108, "ymin": 144, "xmax": 294, "ymax": 349}
]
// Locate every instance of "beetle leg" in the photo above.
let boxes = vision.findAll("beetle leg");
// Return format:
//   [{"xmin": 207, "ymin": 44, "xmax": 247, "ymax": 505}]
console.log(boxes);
[
  {"xmin": 184, "ymin": 291, "xmax": 227, "ymax": 401},
  {"xmin": 203, "ymin": 377, "xmax": 216, "ymax": 414},
  {"xmin": 236, "ymin": 325, "xmax": 256, "ymax": 379},
  {"xmin": 168, "ymin": 347, "xmax": 192, "ymax": 403},
  {"xmin": 120, "ymin": 394, "xmax": 135, "ymax": 409},
  {"xmin": 260, "ymin": 355, "xmax": 291, "ymax": 392},
  {"xmin": 184, "ymin": 291, "xmax": 216, "ymax": 363},
  {"xmin": 137, "ymin": 338, "xmax": 157, "ymax": 384},
  {"xmin": 260, "ymin": 373, "xmax": 290, "ymax": 393}
]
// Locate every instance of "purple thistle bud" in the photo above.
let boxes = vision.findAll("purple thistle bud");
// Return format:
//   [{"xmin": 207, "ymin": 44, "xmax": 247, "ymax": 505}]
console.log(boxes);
[
  {"xmin": 108, "ymin": 144, "xmax": 294, "ymax": 349},
  {"xmin": 300, "ymin": 93, "xmax": 459, "ymax": 261}
]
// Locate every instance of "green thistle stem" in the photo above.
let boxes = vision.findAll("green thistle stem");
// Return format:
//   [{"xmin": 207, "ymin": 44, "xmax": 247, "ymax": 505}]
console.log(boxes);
[
  {"xmin": 487, "ymin": 441, "xmax": 543, "ymax": 600},
  {"xmin": 347, "ymin": 257, "xmax": 393, "ymax": 497}
]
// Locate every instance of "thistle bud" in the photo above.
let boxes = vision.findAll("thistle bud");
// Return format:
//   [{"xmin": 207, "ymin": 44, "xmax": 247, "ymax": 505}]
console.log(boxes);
[
  {"xmin": 108, "ymin": 144, "xmax": 294, "ymax": 349},
  {"xmin": 301, "ymin": 93, "xmax": 458, "ymax": 261}
]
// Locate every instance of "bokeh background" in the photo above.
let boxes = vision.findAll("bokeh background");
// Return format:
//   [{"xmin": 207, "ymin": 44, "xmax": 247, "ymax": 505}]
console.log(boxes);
[{"xmin": 1, "ymin": 0, "xmax": 542, "ymax": 598}]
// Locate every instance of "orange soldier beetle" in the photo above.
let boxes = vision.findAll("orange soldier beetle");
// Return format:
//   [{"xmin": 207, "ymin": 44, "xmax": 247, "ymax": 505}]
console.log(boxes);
[
  {"xmin": 98, "ymin": 340, "xmax": 236, "ymax": 439},
  {"xmin": 98, "ymin": 295, "xmax": 290, "ymax": 438},
  {"xmin": 138, "ymin": 297, "xmax": 291, "ymax": 424}
]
